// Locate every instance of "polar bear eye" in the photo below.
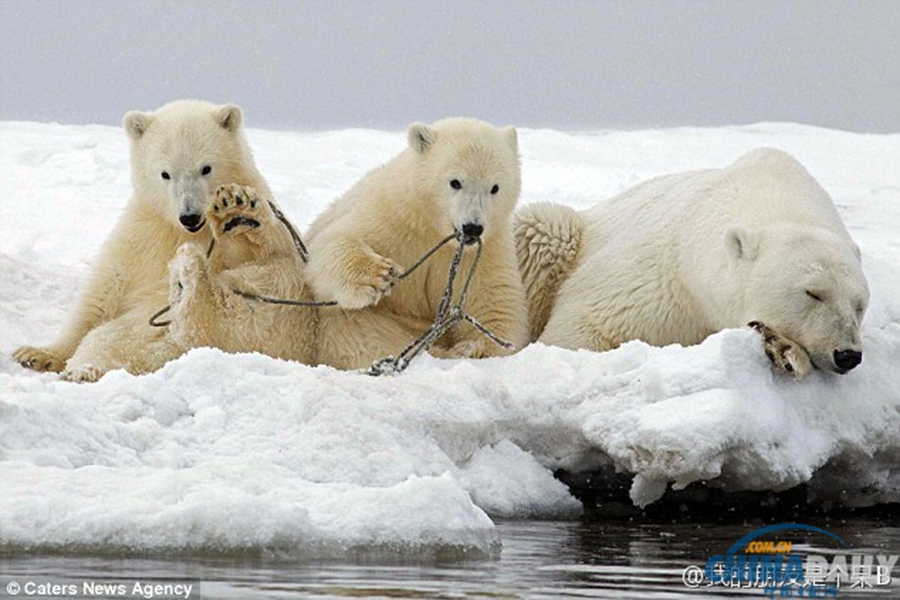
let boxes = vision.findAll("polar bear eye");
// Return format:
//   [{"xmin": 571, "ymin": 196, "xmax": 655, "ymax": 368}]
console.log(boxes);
[
  {"xmin": 161, "ymin": 171, "xmax": 170, "ymax": 180},
  {"xmin": 806, "ymin": 290, "xmax": 824, "ymax": 302},
  {"xmin": 201, "ymin": 165, "xmax": 212, "ymax": 176},
  {"xmin": 450, "ymin": 179, "xmax": 462, "ymax": 190},
  {"xmin": 491, "ymin": 184, "xmax": 500, "ymax": 195}
]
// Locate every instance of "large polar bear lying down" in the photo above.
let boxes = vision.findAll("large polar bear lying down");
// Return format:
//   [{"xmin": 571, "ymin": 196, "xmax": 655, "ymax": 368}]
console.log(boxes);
[{"xmin": 515, "ymin": 148, "xmax": 869, "ymax": 378}]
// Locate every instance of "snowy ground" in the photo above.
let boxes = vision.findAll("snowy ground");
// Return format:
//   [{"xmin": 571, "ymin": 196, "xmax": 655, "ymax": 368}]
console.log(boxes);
[{"xmin": 1, "ymin": 121, "xmax": 898, "ymax": 559}]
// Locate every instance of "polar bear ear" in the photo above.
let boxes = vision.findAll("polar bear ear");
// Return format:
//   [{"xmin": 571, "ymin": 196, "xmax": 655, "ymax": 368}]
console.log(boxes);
[
  {"xmin": 725, "ymin": 226, "xmax": 760, "ymax": 262},
  {"xmin": 408, "ymin": 123, "xmax": 437, "ymax": 154},
  {"xmin": 123, "ymin": 111, "xmax": 153, "ymax": 140},
  {"xmin": 503, "ymin": 126, "xmax": 519, "ymax": 153},
  {"xmin": 216, "ymin": 104, "xmax": 243, "ymax": 132}
]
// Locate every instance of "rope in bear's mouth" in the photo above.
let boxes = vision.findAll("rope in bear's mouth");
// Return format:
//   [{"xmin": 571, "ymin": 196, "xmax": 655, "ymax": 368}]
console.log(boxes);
[{"xmin": 149, "ymin": 210, "xmax": 512, "ymax": 373}]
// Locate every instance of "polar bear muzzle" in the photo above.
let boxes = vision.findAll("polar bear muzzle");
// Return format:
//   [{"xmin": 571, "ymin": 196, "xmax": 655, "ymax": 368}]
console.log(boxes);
[
  {"xmin": 461, "ymin": 222, "xmax": 484, "ymax": 245},
  {"xmin": 172, "ymin": 175, "xmax": 211, "ymax": 233},
  {"xmin": 833, "ymin": 349, "xmax": 862, "ymax": 373},
  {"xmin": 179, "ymin": 213, "xmax": 206, "ymax": 233}
]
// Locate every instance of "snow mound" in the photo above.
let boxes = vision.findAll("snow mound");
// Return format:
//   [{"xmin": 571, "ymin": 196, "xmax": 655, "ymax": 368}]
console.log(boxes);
[{"xmin": 2, "ymin": 121, "xmax": 899, "ymax": 557}]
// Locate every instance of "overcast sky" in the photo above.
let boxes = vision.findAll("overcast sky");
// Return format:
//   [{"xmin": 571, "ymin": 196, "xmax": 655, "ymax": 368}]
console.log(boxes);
[{"xmin": 2, "ymin": 0, "xmax": 898, "ymax": 133}]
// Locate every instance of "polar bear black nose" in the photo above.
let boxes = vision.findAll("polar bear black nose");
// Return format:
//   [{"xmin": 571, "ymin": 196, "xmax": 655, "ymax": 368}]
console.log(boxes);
[
  {"xmin": 833, "ymin": 349, "xmax": 862, "ymax": 372},
  {"xmin": 461, "ymin": 223, "xmax": 483, "ymax": 238},
  {"xmin": 179, "ymin": 213, "xmax": 203, "ymax": 231}
]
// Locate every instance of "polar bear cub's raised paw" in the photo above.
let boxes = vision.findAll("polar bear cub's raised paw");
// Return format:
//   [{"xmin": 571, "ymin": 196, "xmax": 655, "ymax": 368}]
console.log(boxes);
[
  {"xmin": 209, "ymin": 183, "xmax": 265, "ymax": 237},
  {"xmin": 169, "ymin": 242, "xmax": 210, "ymax": 301}
]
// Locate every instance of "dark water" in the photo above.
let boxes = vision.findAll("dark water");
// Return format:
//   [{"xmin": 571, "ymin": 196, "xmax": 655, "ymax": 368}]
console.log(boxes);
[{"xmin": 2, "ymin": 518, "xmax": 899, "ymax": 599}]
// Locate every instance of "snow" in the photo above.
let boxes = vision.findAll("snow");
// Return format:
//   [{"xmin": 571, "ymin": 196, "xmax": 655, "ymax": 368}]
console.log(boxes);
[{"xmin": 1, "ymin": 121, "xmax": 899, "ymax": 558}]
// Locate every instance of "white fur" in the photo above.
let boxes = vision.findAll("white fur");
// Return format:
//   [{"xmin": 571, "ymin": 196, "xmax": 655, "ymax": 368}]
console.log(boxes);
[
  {"xmin": 514, "ymin": 202, "xmax": 583, "ymax": 341},
  {"xmin": 166, "ymin": 184, "xmax": 318, "ymax": 365},
  {"xmin": 306, "ymin": 117, "xmax": 529, "ymax": 370},
  {"xmin": 14, "ymin": 100, "xmax": 271, "ymax": 381},
  {"xmin": 519, "ymin": 148, "xmax": 869, "ymax": 376}
]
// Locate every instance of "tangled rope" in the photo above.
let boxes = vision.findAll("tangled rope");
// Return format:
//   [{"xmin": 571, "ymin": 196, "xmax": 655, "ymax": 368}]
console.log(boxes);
[{"xmin": 366, "ymin": 233, "xmax": 514, "ymax": 377}]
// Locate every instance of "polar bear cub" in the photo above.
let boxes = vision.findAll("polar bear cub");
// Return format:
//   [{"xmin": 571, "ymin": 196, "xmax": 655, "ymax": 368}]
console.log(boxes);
[
  {"xmin": 515, "ymin": 148, "xmax": 869, "ymax": 378},
  {"xmin": 14, "ymin": 100, "xmax": 273, "ymax": 381},
  {"xmin": 306, "ymin": 117, "xmax": 530, "ymax": 370}
]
